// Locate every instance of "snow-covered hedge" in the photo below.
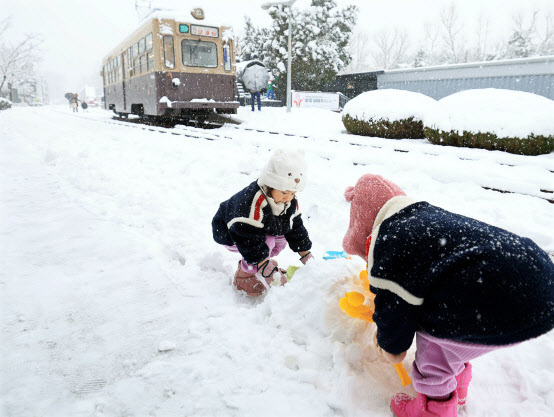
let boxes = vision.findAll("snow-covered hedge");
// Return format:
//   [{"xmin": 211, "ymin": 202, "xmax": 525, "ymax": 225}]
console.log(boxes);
[
  {"xmin": 342, "ymin": 89, "xmax": 444, "ymax": 139},
  {"xmin": 0, "ymin": 97, "xmax": 12, "ymax": 110},
  {"xmin": 425, "ymin": 89, "xmax": 554, "ymax": 155}
]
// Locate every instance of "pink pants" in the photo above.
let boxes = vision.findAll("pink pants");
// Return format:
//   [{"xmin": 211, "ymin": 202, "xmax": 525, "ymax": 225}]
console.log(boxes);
[
  {"xmin": 224, "ymin": 235, "xmax": 287, "ymax": 273},
  {"xmin": 412, "ymin": 331, "xmax": 509, "ymax": 398}
]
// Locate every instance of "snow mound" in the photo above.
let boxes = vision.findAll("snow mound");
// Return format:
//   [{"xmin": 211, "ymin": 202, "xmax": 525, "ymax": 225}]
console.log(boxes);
[
  {"xmin": 0, "ymin": 97, "xmax": 12, "ymax": 110},
  {"xmin": 437, "ymin": 88, "xmax": 554, "ymax": 139},
  {"xmin": 342, "ymin": 89, "xmax": 445, "ymax": 125}
]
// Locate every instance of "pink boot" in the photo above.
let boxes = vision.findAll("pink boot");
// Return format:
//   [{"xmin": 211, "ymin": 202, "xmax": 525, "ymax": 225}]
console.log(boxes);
[
  {"xmin": 390, "ymin": 391, "xmax": 458, "ymax": 417},
  {"xmin": 233, "ymin": 262, "xmax": 267, "ymax": 296},
  {"xmin": 455, "ymin": 362, "xmax": 472, "ymax": 406}
]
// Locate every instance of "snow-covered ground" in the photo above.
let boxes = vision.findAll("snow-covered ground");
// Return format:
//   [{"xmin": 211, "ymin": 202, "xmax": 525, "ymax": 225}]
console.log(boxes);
[{"xmin": 1, "ymin": 105, "xmax": 553, "ymax": 417}]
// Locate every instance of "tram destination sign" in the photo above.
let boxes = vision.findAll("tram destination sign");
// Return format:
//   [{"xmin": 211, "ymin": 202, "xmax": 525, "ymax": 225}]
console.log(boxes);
[{"xmin": 190, "ymin": 25, "xmax": 219, "ymax": 38}]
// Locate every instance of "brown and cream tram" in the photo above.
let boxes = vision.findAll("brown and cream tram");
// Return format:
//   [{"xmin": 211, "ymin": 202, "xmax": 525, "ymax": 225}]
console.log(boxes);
[{"xmin": 101, "ymin": 10, "xmax": 239, "ymax": 120}]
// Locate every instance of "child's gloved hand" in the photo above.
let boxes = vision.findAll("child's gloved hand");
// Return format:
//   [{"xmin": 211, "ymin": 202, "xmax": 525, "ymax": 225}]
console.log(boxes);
[
  {"xmin": 257, "ymin": 259, "xmax": 288, "ymax": 286},
  {"xmin": 373, "ymin": 332, "xmax": 407, "ymax": 364},
  {"xmin": 299, "ymin": 251, "xmax": 314, "ymax": 265}
]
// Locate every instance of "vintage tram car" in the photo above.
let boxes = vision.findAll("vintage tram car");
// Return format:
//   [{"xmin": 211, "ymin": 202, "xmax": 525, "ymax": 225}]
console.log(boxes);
[{"xmin": 101, "ymin": 10, "xmax": 239, "ymax": 119}]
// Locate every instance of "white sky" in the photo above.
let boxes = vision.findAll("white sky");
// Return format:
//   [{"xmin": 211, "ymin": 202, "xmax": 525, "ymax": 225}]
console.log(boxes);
[{"xmin": 3, "ymin": 0, "xmax": 552, "ymax": 103}]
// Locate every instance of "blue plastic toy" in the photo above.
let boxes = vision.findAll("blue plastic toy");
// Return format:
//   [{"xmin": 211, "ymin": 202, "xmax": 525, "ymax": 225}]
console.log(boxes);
[{"xmin": 323, "ymin": 251, "xmax": 351, "ymax": 260}]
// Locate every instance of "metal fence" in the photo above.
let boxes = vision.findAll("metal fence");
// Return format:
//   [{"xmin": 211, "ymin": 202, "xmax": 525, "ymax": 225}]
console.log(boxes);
[{"xmin": 377, "ymin": 56, "xmax": 554, "ymax": 100}]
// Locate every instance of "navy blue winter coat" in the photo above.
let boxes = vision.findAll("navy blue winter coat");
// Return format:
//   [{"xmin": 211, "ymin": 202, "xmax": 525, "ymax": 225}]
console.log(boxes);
[
  {"xmin": 369, "ymin": 198, "xmax": 554, "ymax": 355},
  {"xmin": 212, "ymin": 181, "xmax": 312, "ymax": 265}
]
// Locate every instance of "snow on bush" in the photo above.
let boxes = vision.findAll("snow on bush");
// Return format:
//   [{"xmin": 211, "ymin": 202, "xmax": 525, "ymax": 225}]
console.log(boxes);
[
  {"xmin": 425, "ymin": 89, "xmax": 554, "ymax": 155},
  {"xmin": 439, "ymin": 89, "xmax": 554, "ymax": 138},
  {"xmin": 342, "ymin": 89, "xmax": 445, "ymax": 139},
  {"xmin": 0, "ymin": 97, "xmax": 13, "ymax": 110}
]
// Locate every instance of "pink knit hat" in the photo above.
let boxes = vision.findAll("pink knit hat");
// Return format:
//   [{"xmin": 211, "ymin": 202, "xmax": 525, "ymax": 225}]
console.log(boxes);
[{"xmin": 342, "ymin": 174, "xmax": 406, "ymax": 259}]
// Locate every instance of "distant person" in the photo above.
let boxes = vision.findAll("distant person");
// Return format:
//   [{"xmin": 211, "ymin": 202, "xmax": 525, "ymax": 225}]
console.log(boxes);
[
  {"xmin": 81, "ymin": 101, "xmax": 88, "ymax": 112},
  {"xmin": 65, "ymin": 92, "xmax": 74, "ymax": 109},
  {"xmin": 212, "ymin": 149, "xmax": 313, "ymax": 296},
  {"xmin": 266, "ymin": 73, "xmax": 278, "ymax": 100},
  {"xmin": 250, "ymin": 89, "xmax": 262, "ymax": 112},
  {"xmin": 71, "ymin": 94, "xmax": 79, "ymax": 113},
  {"xmin": 241, "ymin": 58, "xmax": 268, "ymax": 111},
  {"xmin": 342, "ymin": 173, "xmax": 554, "ymax": 417}
]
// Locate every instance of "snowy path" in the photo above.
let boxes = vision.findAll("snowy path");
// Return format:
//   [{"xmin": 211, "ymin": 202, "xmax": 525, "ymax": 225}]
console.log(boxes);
[{"xmin": 1, "ymin": 105, "xmax": 553, "ymax": 417}]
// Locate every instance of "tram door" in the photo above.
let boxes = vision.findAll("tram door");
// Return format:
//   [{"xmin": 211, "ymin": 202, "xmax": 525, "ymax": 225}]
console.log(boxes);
[{"xmin": 121, "ymin": 51, "xmax": 128, "ymax": 111}]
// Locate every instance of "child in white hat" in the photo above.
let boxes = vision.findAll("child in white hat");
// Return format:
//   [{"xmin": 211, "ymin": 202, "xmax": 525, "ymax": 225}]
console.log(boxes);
[{"xmin": 212, "ymin": 149, "xmax": 313, "ymax": 296}]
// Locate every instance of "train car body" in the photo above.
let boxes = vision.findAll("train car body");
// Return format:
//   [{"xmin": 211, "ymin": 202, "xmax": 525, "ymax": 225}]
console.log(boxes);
[{"xmin": 101, "ymin": 11, "xmax": 239, "ymax": 119}]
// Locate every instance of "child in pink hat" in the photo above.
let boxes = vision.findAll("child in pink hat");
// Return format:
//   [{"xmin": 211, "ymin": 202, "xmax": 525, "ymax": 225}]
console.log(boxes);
[{"xmin": 343, "ymin": 173, "xmax": 554, "ymax": 417}]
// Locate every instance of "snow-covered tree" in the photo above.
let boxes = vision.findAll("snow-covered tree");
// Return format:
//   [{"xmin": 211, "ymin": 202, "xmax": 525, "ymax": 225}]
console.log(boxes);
[
  {"xmin": 0, "ymin": 17, "xmax": 43, "ymax": 102},
  {"xmin": 241, "ymin": 0, "xmax": 358, "ymax": 95},
  {"xmin": 504, "ymin": 12, "xmax": 538, "ymax": 58},
  {"xmin": 502, "ymin": 10, "xmax": 554, "ymax": 59}
]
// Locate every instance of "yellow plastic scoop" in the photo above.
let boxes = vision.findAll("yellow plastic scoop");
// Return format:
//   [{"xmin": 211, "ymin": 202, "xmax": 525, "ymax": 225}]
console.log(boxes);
[{"xmin": 339, "ymin": 270, "xmax": 412, "ymax": 387}]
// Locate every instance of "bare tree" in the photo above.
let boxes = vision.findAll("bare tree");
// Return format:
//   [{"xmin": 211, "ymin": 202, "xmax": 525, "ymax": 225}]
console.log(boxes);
[
  {"xmin": 439, "ymin": 2, "xmax": 465, "ymax": 63},
  {"xmin": 423, "ymin": 23, "xmax": 440, "ymax": 62},
  {"xmin": 371, "ymin": 28, "xmax": 409, "ymax": 69},
  {"xmin": 412, "ymin": 23, "xmax": 441, "ymax": 67},
  {"xmin": 0, "ymin": 18, "xmax": 43, "ymax": 99},
  {"xmin": 343, "ymin": 29, "xmax": 371, "ymax": 73},
  {"xmin": 474, "ymin": 14, "xmax": 492, "ymax": 61},
  {"xmin": 536, "ymin": 12, "xmax": 554, "ymax": 55}
]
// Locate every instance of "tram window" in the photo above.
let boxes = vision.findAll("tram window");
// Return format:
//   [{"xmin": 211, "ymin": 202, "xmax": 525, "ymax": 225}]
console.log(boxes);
[
  {"xmin": 147, "ymin": 51, "xmax": 154, "ymax": 71},
  {"xmin": 163, "ymin": 35, "xmax": 175, "ymax": 68},
  {"xmin": 223, "ymin": 43, "xmax": 231, "ymax": 71},
  {"xmin": 181, "ymin": 39, "xmax": 217, "ymax": 68},
  {"xmin": 138, "ymin": 38, "xmax": 145, "ymax": 54},
  {"xmin": 132, "ymin": 43, "xmax": 139, "ymax": 58},
  {"xmin": 146, "ymin": 33, "xmax": 153, "ymax": 51},
  {"xmin": 140, "ymin": 54, "xmax": 147, "ymax": 73},
  {"xmin": 134, "ymin": 58, "xmax": 140, "ymax": 74}
]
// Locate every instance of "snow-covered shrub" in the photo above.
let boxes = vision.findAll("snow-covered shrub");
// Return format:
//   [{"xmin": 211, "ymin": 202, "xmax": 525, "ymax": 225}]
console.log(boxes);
[
  {"xmin": 342, "ymin": 89, "xmax": 443, "ymax": 139},
  {"xmin": 425, "ymin": 89, "xmax": 554, "ymax": 155},
  {"xmin": 0, "ymin": 97, "xmax": 13, "ymax": 110}
]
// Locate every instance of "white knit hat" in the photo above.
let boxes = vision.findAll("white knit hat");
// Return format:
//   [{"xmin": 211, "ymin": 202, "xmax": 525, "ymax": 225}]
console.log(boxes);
[{"xmin": 258, "ymin": 149, "xmax": 307, "ymax": 192}]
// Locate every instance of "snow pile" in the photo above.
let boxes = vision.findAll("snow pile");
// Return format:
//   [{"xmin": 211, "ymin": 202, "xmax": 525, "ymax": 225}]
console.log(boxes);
[
  {"xmin": 1, "ymin": 105, "xmax": 553, "ymax": 417},
  {"xmin": 437, "ymin": 88, "xmax": 554, "ymax": 139},
  {"xmin": 159, "ymin": 96, "xmax": 172, "ymax": 107},
  {"xmin": 342, "ymin": 89, "xmax": 446, "ymax": 126},
  {"xmin": 235, "ymin": 107, "xmax": 344, "ymax": 137},
  {"xmin": 0, "ymin": 96, "xmax": 12, "ymax": 110}
]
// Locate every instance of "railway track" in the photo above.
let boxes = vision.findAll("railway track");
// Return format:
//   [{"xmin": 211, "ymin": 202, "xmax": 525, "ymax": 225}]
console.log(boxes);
[{"xmin": 74, "ymin": 113, "xmax": 554, "ymax": 204}]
